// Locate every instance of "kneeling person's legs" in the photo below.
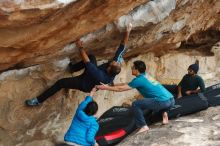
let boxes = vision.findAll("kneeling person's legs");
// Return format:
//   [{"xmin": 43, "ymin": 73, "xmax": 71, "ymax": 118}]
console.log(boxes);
[
  {"xmin": 132, "ymin": 98, "xmax": 158, "ymax": 128},
  {"xmin": 158, "ymin": 98, "xmax": 175, "ymax": 124}
]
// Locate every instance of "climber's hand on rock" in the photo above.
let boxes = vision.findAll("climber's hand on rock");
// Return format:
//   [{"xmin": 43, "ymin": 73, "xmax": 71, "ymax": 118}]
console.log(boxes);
[
  {"xmin": 76, "ymin": 39, "xmax": 83, "ymax": 49},
  {"xmin": 127, "ymin": 22, "xmax": 132, "ymax": 32}
]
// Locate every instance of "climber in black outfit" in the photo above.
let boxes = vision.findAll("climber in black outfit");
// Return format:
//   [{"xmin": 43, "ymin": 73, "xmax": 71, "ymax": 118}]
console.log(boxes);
[{"xmin": 25, "ymin": 23, "xmax": 132, "ymax": 106}]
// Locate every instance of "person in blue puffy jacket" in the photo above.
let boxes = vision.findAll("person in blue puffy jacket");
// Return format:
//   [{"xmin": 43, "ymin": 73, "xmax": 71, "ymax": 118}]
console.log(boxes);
[{"xmin": 64, "ymin": 87, "xmax": 99, "ymax": 146}]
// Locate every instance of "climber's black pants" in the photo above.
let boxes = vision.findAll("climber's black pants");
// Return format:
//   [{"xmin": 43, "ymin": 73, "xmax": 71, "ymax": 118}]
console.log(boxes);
[{"xmin": 37, "ymin": 55, "xmax": 97, "ymax": 103}]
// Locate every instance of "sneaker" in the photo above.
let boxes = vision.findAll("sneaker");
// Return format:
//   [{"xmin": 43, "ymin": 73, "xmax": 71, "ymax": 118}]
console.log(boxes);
[{"xmin": 25, "ymin": 98, "xmax": 40, "ymax": 106}]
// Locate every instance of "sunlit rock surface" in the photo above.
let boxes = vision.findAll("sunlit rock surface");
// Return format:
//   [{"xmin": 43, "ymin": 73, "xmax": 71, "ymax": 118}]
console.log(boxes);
[
  {"xmin": 0, "ymin": 0, "xmax": 77, "ymax": 11},
  {"xmin": 0, "ymin": 0, "xmax": 147, "ymax": 72},
  {"xmin": 118, "ymin": 107, "xmax": 220, "ymax": 146},
  {"xmin": 0, "ymin": 51, "xmax": 219, "ymax": 146},
  {"xmin": 0, "ymin": 0, "xmax": 220, "ymax": 146},
  {"xmin": 0, "ymin": 0, "xmax": 219, "ymax": 72}
]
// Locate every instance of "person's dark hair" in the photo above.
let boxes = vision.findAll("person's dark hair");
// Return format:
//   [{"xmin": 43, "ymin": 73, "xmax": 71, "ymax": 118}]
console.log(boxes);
[
  {"xmin": 108, "ymin": 64, "xmax": 121, "ymax": 76},
  {"xmin": 133, "ymin": 60, "xmax": 146, "ymax": 73},
  {"xmin": 84, "ymin": 101, "xmax": 98, "ymax": 116}
]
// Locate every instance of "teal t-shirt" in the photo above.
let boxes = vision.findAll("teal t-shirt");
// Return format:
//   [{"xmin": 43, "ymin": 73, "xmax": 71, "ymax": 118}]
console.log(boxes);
[{"xmin": 128, "ymin": 73, "xmax": 173, "ymax": 101}]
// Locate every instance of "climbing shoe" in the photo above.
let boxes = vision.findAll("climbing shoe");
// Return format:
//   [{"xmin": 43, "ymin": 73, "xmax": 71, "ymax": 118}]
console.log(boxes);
[{"xmin": 25, "ymin": 98, "xmax": 40, "ymax": 106}]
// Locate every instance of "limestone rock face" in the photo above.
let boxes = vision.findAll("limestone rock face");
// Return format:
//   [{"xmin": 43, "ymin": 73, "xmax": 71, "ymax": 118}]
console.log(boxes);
[
  {"xmin": 118, "ymin": 107, "xmax": 220, "ymax": 146},
  {"xmin": 0, "ymin": 0, "xmax": 219, "ymax": 73},
  {"xmin": 0, "ymin": 51, "xmax": 219, "ymax": 146},
  {"xmin": 212, "ymin": 42, "xmax": 220, "ymax": 78},
  {"xmin": 0, "ymin": 0, "xmax": 147, "ymax": 72},
  {"xmin": 0, "ymin": 0, "xmax": 220, "ymax": 146}
]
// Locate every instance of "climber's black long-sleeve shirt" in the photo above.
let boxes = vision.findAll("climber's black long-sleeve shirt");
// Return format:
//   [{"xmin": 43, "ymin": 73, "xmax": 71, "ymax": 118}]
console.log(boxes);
[{"xmin": 82, "ymin": 44, "xmax": 125, "ymax": 92}]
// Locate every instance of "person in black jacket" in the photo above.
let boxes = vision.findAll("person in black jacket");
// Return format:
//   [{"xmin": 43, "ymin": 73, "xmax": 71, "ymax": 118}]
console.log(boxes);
[
  {"xmin": 25, "ymin": 23, "xmax": 132, "ymax": 106},
  {"xmin": 164, "ymin": 60, "xmax": 205, "ymax": 98}
]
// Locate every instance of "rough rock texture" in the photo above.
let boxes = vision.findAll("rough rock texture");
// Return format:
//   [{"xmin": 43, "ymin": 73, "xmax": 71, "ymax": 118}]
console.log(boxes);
[
  {"xmin": 0, "ymin": 0, "xmax": 219, "ymax": 73},
  {"xmin": 0, "ymin": 51, "xmax": 219, "ymax": 146},
  {"xmin": 211, "ymin": 42, "xmax": 220, "ymax": 78},
  {"xmin": 0, "ymin": 0, "xmax": 148, "ymax": 72},
  {"xmin": 118, "ymin": 107, "xmax": 220, "ymax": 146},
  {"xmin": 0, "ymin": 0, "xmax": 220, "ymax": 146},
  {"xmin": 0, "ymin": 0, "xmax": 77, "ymax": 11}
]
